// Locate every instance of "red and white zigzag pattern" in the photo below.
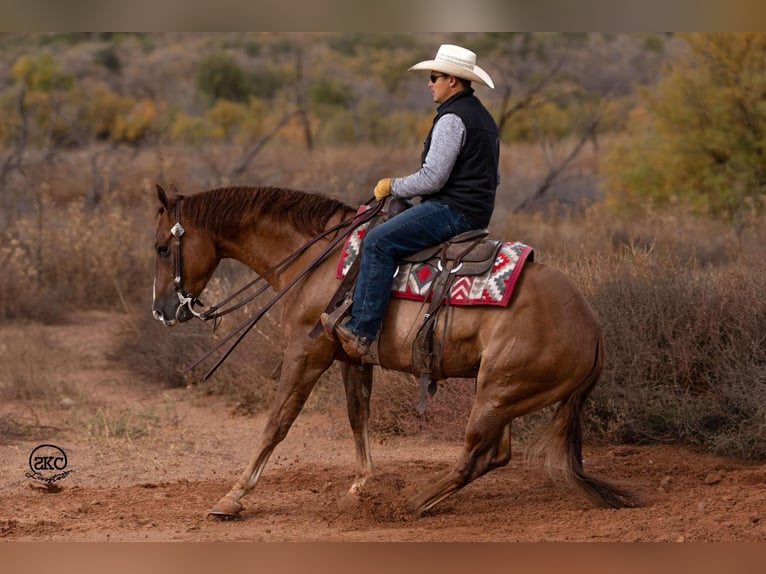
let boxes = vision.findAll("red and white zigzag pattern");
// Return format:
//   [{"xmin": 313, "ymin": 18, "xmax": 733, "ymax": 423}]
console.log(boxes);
[{"xmin": 336, "ymin": 221, "xmax": 533, "ymax": 308}]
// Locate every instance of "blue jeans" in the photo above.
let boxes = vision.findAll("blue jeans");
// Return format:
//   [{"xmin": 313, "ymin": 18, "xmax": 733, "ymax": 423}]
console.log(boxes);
[{"xmin": 345, "ymin": 200, "xmax": 478, "ymax": 340}]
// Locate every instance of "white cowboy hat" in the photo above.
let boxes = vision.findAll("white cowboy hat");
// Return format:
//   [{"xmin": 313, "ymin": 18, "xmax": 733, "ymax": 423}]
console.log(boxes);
[{"xmin": 409, "ymin": 44, "xmax": 495, "ymax": 89}]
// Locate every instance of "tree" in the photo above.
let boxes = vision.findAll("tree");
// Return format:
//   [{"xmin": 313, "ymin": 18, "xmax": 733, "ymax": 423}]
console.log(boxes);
[
  {"xmin": 473, "ymin": 33, "xmax": 633, "ymax": 211},
  {"xmin": 604, "ymin": 33, "xmax": 766, "ymax": 236}
]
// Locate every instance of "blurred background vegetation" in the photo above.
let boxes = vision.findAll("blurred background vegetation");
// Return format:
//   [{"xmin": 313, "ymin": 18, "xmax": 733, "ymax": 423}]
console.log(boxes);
[{"xmin": 1, "ymin": 32, "xmax": 764, "ymax": 460}]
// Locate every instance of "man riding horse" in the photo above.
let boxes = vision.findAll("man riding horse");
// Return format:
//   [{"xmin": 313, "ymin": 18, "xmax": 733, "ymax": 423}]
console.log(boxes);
[
  {"xmin": 321, "ymin": 44, "xmax": 500, "ymax": 362},
  {"xmin": 151, "ymin": 44, "xmax": 634, "ymax": 518}
]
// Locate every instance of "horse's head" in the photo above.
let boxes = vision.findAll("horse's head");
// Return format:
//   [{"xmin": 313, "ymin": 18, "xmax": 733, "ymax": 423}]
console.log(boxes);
[{"xmin": 152, "ymin": 184, "xmax": 219, "ymax": 326}]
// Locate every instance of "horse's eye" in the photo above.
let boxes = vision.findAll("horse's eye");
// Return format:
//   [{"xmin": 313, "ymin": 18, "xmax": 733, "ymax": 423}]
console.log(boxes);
[{"xmin": 156, "ymin": 244, "xmax": 170, "ymax": 257}]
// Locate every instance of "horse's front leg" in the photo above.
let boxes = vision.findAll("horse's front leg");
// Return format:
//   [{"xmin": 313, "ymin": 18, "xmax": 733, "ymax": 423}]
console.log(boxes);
[
  {"xmin": 340, "ymin": 362, "xmax": 374, "ymax": 496},
  {"xmin": 209, "ymin": 341, "xmax": 334, "ymax": 518}
]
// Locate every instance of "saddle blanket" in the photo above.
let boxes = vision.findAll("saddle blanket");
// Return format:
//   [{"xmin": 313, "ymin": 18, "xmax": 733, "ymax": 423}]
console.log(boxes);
[{"xmin": 336, "ymin": 222, "xmax": 534, "ymax": 307}]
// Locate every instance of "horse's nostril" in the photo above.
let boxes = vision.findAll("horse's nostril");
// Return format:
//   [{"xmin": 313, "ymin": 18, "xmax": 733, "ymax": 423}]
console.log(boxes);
[{"xmin": 153, "ymin": 308, "xmax": 177, "ymax": 327}]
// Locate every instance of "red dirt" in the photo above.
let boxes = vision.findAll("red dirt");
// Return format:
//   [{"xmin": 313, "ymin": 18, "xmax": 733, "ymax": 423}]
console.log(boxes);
[{"xmin": 1, "ymin": 312, "xmax": 764, "ymax": 542}]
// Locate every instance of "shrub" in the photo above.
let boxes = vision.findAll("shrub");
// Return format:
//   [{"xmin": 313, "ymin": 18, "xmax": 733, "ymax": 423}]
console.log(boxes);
[
  {"xmin": 94, "ymin": 45, "xmax": 121, "ymax": 73},
  {"xmin": 1, "ymin": 198, "xmax": 150, "ymax": 314},
  {"xmin": 195, "ymin": 52, "xmax": 251, "ymax": 104},
  {"xmin": 577, "ymin": 248, "xmax": 766, "ymax": 460},
  {"xmin": 3, "ymin": 136, "xmax": 764, "ymax": 462},
  {"xmin": 110, "ymin": 98, "xmax": 163, "ymax": 144}
]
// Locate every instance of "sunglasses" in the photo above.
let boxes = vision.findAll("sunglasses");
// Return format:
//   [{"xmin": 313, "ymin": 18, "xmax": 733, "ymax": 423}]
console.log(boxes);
[{"xmin": 429, "ymin": 73, "xmax": 447, "ymax": 83}]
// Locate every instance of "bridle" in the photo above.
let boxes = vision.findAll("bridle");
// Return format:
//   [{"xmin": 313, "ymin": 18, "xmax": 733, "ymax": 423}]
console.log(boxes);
[
  {"xmin": 169, "ymin": 197, "xmax": 206, "ymax": 321},
  {"xmin": 164, "ymin": 194, "xmax": 385, "ymax": 380},
  {"xmin": 166, "ymin": 195, "xmax": 382, "ymax": 326},
  {"xmin": 163, "ymin": 194, "xmax": 386, "ymax": 378}
]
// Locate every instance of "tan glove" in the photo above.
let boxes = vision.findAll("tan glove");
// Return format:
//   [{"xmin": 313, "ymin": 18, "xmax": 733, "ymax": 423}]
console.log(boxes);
[{"xmin": 373, "ymin": 178, "xmax": 392, "ymax": 201}]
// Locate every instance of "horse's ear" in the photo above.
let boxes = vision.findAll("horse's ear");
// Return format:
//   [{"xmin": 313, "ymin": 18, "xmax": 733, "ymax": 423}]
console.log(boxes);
[{"xmin": 156, "ymin": 184, "xmax": 170, "ymax": 211}]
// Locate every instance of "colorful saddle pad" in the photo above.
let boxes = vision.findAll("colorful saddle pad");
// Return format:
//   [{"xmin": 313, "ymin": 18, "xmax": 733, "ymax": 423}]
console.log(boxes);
[{"xmin": 336, "ymin": 221, "xmax": 534, "ymax": 307}]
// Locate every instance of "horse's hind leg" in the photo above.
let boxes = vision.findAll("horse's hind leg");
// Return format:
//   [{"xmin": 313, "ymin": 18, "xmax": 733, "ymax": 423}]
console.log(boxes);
[
  {"xmin": 340, "ymin": 362, "xmax": 374, "ymax": 495},
  {"xmin": 409, "ymin": 396, "xmax": 513, "ymax": 516}
]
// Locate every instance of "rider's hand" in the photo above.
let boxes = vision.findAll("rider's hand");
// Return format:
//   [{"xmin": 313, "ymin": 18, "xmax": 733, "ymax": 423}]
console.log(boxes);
[{"xmin": 373, "ymin": 178, "xmax": 392, "ymax": 201}]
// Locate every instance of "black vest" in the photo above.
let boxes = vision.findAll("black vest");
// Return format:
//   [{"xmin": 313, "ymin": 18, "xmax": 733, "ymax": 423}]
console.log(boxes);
[{"xmin": 421, "ymin": 88, "xmax": 499, "ymax": 228}]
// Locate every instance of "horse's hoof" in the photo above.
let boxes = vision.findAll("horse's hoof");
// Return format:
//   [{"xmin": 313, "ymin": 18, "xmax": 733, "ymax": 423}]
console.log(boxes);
[
  {"xmin": 208, "ymin": 496, "xmax": 243, "ymax": 518},
  {"xmin": 337, "ymin": 489, "xmax": 361, "ymax": 513},
  {"xmin": 407, "ymin": 493, "xmax": 430, "ymax": 517}
]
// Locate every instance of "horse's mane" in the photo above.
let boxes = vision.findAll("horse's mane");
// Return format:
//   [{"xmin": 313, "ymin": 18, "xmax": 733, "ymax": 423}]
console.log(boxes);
[{"xmin": 181, "ymin": 186, "xmax": 353, "ymax": 237}]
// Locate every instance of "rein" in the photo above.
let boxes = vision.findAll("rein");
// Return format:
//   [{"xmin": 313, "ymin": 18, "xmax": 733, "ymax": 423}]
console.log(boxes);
[{"xmin": 175, "ymin": 196, "xmax": 384, "ymax": 380}]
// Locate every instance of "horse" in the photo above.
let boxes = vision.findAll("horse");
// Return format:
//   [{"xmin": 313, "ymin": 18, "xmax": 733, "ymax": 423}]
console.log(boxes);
[{"xmin": 152, "ymin": 184, "xmax": 635, "ymax": 517}]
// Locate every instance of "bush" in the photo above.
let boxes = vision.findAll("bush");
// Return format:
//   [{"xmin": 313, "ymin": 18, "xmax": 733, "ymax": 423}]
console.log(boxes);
[
  {"xmin": 577, "ymin": 248, "xmax": 766, "ymax": 460},
  {"xmin": 1, "ymin": 198, "xmax": 150, "ymax": 314},
  {"xmin": 195, "ymin": 52, "xmax": 251, "ymax": 104},
  {"xmin": 94, "ymin": 45, "xmax": 121, "ymax": 73},
  {"xmin": 3, "ymin": 138, "xmax": 765, "ymax": 462}
]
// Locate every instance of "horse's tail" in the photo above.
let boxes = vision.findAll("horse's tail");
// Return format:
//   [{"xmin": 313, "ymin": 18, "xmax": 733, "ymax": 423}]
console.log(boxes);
[{"xmin": 527, "ymin": 334, "xmax": 637, "ymax": 509}]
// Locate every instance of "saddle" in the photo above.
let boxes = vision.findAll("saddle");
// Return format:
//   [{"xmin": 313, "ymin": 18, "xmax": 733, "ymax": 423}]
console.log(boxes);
[
  {"xmin": 399, "ymin": 229, "xmax": 501, "ymax": 277},
  {"xmin": 405, "ymin": 230, "xmax": 502, "ymax": 414},
  {"xmin": 312, "ymin": 198, "xmax": 501, "ymax": 414}
]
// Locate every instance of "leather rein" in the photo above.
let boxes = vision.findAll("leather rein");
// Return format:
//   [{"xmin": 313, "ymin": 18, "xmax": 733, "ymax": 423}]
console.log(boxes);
[{"xmin": 170, "ymin": 195, "xmax": 384, "ymax": 380}]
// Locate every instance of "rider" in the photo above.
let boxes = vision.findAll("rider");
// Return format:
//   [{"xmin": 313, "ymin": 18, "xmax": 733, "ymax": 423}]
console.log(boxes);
[{"xmin": 322, "ymin": 44, "xmax": 500, "ymax": 361}]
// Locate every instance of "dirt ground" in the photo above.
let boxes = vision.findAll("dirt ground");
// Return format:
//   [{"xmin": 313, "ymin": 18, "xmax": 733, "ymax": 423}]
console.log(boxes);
[{"xmin": 1, "ymin": 311, "xmax": 764, "ymax": 542}]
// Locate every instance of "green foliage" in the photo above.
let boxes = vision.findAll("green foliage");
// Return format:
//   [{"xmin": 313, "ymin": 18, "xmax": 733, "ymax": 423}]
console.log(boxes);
[
  {"xmin": 242, "ymin": 41, "xmax": 263, "ymax": 58},
  {"xmin": 309, "ymin": 78, "xmax": 353, "ymax": 108},
  {"xmin": 10, "ymin": 52, "xmax": 73, "ymax": 91},
  {"xmin": 368, "ymin": 52, "xmax": 418, "ymax": 94},
  {"xmin": 501, "ymin": 98, "xmax": 573, "ymax": 142},
  {"xmin": 3, "ymin": 53, "xmax": 82, "ymax": 145},
  {"xmin": 249, "ymin": 67, "xmax": 283, "ymax": 99},
  {"xmin": 604, "ymin": 33, "xmax": 766, "ymax": 229},
  {"xmin": 80, "ymin": 83, "xmax": 133, "ymax": 139},
  {"xmin": 195, "ymin": 52, "xmax": 251, "ymax": 104},
  {"xmin": 0, "ymin": 88, "xmax": 23, "ymax": 144},
  {"xmin": 169, "ymin": 97, "xmax": 265, "ymax": 144},
  {"xmin": 110, "ymin": 98, "xmax": 163, "ymax": 144},
  {"xmin": 327, "ymin": 33, "xmax": 416, "ymax": 56},
  {"xmin": 63, "ymin": 82, "xmax": 166, "ymax": 145},
  {"xmin": 206, "ymin": 99, "xmax": 249, "ymax": 139},
  {"xmin": 37, "ymin": 33, "xmax": 145, "ymax": 46},
  {"xmin": 0, "ymin": 33, "xmax": 668, "ymax": 153},
  {"xmin": 169, "ymin": 112, "xmax": 209, "ymax": 145},
  {"xmin": 94, "ymin": 45, "xmax": 121, "ymax": 73},
  {"xmin": 642, "ymin": 34, "xmax": 666, "ymax": 53},
  {"xmin": 268, "ymin": 38, "xmax": 302, "ymax": 58},
  {"xmin": 207, "ymin": 98, "xmax": 265, "ymax": 142}
]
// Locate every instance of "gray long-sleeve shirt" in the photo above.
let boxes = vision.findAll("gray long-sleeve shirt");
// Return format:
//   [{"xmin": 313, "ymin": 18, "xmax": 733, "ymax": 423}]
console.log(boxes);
[{"xmin": 390, "ymin": 114, "xmax": 466, "ymax": 199}]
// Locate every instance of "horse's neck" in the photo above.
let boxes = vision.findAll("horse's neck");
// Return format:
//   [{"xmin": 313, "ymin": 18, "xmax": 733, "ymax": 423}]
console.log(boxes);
[{"xmin": 218, "ymin": 221, "xmax": 327, "ymax": 289}]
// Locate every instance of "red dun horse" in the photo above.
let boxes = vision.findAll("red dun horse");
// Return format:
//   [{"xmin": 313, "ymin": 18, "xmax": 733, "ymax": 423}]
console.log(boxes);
[{"xmin": 152, "ymin": 184, "xmax": 634, "ymax": 517}]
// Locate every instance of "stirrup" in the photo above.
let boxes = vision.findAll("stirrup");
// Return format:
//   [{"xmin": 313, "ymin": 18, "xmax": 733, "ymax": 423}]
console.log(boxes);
[{"xmin": 320, "ymin": 296, "xmax": 353, "ymax": 342}]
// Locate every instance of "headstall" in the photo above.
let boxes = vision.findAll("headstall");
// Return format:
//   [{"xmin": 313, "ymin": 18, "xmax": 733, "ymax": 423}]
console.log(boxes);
[{"xmin": 170, "ymin": 197, "xmax": 206, "ymax": 321}]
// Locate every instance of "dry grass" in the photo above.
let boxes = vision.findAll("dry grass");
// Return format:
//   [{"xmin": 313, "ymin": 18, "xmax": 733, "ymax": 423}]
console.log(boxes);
[
  {"xmin": 2, "ymin": 143, "xmax": 765, "ymax": 460},
  {"xmin": 0, "ymin": 324, "xmax": 80, "ymax": 443},
  {"xmin": 585, "ymin": 251, "xmax": 766, "ymax": 460},
  {"xmin": 505, "ymin": 206, "xmax": 766, "ymax": 460},
  {"xmin": 0, "ymin": 326, "xmax": 75, "ymax": 401}
]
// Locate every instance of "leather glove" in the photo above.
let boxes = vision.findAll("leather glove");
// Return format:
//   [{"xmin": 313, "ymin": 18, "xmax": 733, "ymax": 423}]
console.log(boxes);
[{"xmin": 373, "ymin": 178, "xmax": 392, "ymax": 201}]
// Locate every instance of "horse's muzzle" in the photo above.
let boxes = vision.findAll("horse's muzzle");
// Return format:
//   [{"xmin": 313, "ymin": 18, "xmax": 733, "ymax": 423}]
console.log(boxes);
[
  {"xmin": 152, "ymin": 308, "xmax": 177, "ymax": 327},
  {"xmin": 152, "ymin": 295, "xmax": 196, "ymax": 326}
]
